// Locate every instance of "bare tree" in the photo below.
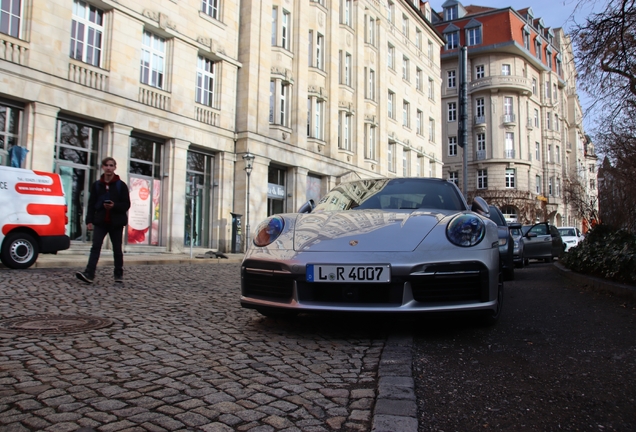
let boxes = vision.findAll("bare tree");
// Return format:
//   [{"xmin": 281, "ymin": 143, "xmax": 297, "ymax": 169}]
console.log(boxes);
[
  {"xmin": 571, "ymin": 0, "xmax": 636, "ymax": 231},
  {"xmin": 562, "ymin": 175, "xmax": 599, "ymax": 223}
]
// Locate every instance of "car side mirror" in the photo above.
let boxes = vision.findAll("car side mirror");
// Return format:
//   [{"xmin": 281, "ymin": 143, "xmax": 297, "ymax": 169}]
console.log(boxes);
[
  {"xmin": 298, "ymin": 199, "xmax": 315, "ymax": 214},
  {"xmin": 508, "ymin": 222, "xmax": 522, "ymax": 230},
  {"xmin": 471, "ymin": 196, "xmax": 490, "ymax": 217}
]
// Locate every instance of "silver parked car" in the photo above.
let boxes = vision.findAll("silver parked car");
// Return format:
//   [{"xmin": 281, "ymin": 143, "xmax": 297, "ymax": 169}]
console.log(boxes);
[
  {"xmin": 241, "ymin": 178, "xmax": 503, "ymax": 324},
  {"xmin": 509, "ymin": 225, "xmax": 527, "ymax": 267},
  {"xmin": 522, "ymin": 222, "xmax": 565, "ymax": 262}
]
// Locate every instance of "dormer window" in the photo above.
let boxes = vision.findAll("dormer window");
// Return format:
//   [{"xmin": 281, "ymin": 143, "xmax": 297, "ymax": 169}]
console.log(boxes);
[
  {"xmin": 443, "ymin": 24, "xmax": 460, "ymax": 50},
  {"xmin": 465, "ymin": 19, "xmax": 482, "ymax": 46},
  {"xmin": 444, "ymin": 5, "xmax": 458, "ymax": 21}
]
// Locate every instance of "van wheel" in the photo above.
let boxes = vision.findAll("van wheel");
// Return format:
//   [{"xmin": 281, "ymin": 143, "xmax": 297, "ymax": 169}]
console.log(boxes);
[{"xmin": 1, "ymin": 232, "xmax": 39, "ymax": 269}]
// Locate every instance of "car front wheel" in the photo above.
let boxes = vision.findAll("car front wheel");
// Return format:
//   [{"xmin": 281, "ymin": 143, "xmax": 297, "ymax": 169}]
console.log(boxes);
[
  {"xmin": 1, "ymin": 232, "xmax": 40, "ymax": 269},
  {"xmin": 482, "ymin": 273, "xmax": 504, "ymax": 326}
]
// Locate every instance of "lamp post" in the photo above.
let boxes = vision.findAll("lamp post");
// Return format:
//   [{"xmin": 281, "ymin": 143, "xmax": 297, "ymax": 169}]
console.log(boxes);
[{"xmin": 242, "ymin": 152, "xmax": 255, "ymax": 252}]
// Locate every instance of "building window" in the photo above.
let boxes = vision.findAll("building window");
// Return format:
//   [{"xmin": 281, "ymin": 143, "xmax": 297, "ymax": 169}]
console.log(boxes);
[
  {"xmin": 269, "ymin": 80, "xmax": 291, "ymax": 126},
  {"xmin": 388, "ymin": 143, "xmax": 395, "ymax": 172},
  {"xmin": 466, "ymin": 26, "xmax": 481, "ymax": 46},
  {"xmin": 428, "ymin": 40, "xmax": 434, "ymax": 59},
  {"xmin": 546, "ymin": 111, "xmax": 551, "ymax": 130},
  {"xmin": 339, "ymin": 51, "xmax": 352, "ymax": 86},
  {"xmin": 503, "ymin": 97, "xmax": 514, "ymax": 122},
  {"xmin": 308, "ymin": 31, "xmax": 324, "ymax": 70},
  {"xmin": 449, "ymin": 171, "xmax": 458, "ymax": 185},
  {"xmin": 202, "ymin": 0, "xmax": 219, "ymax": 20},
  {"xmin": 555, "ymin": 114, "xmax": 559, "ymax": 131},
  {"xmin": 367, "ymin": 15, "xmax": 376, "ymax": 45},
  {"xmin": 446, "ymin": 31, "xmax": 459, "ymax": 49},
  {"xmin": 553, "ymin": 83, "xmax": 558, "ymax": 101},
  {"xmin": 416, "ymin": 110, "xmax": 424, "ymax": 135},
  {"xmin": 70, "ymin": 0, "xmax": 104, "ymax": 67},
  {"xmin": 505, "ymin": 168, "xmax": 516, "ymax": 188},
  {"xmin": 428, "ymin": 77, "xmax": 434, "ymax": 99},
  {"xmin": 534, "ymin": 109, "xmax": 539, "ymax": 127},
  {"xmin": 387, "ymin": 43, "xmax": 395, "ymax": 69},
  {"xmin": 388, "ymin": 91, "xmax": 395, "ymax": 119},
  {"xmin": 549, "ymin": 177, "xmax": 553, "ymax": 195},
  {"xmin": 532, "ymin": 78, "xmax": 537, "ymax": 95},
  {"xmin": 341, "ymin": 0, "xmax": 352, "ymax": 26},
  {"xmin": 403, "ymin": 100, "xmax": 410, "ymax": 127},
  {"xmin": 447, "ymin": 70, "xmax": 456, "ymax": 88},
  {"xmin": 365, "ymin": 68, "xmax": 375, "ymax": 100},
  {"xmin": 402, "ymin": 56, "xmax": 410, "ymax": 81},
  {"xmin": 444, "ymin": 5, "xmax": 457, "ymax": 21},
  {"xmin": 140, "ymin": 31, "xmax": 166, "ymax": 89},
  {"xmin": 0, "ymin": 0, "xmax": 21, "ymax": 37},
  {"xmin": 365, "ymin": 124, "xmax": 376, "ymax": 160},
  {"xmin": 416, "ymin": 68, "xmax": 422, "ymax": 91},
  {"xmin": 403, "ymin": 149, "xmax": 409, "ymax": 176},
  {"xmin": 476, "ymin": 133, "xmax": 486, "ymax": 159},
  {"xmin": 0, "ymin": 103, "xmax": 22, "ymax": 166},
  {"xmin": 547, "ymin": 144, "xmax": 552, "ymax": 163},
  {"xmin": 448, "ymin": 102, "xmax": 457, "ymax": 122},
  {"xmin": 428, "ymin": 118, "xmax": 435, "ymax": 142},
  {"xmin": 475, "ymin": 98, "xmax": 485, "ymax": 118},
  {"xmin": 307, "ymin": 97, "xmax": 324, "ymax": 140},
  {"xmin": 195, "ymin": 56, "xmax": 216, "ymax": 107},
  {"xmin": 536, "ymin": 175, "xmax": 541, "ymax": 194},
  {"xmin": 448, "ymin": 136, "xmax": 458, "ymax": 156},
  {"xmin": 501, "ymin": 64, "xmax": 511, "ymax": 76},
  {"xmin": 338, "ymin": 111, "xmax": 352, "ymax": 151},
  {"xmin": 272, "ymin": 7, "xmax": 291, "ymax": 49},
  {"xmin": 477, "ymin": 169, "xmax": 488, "ymax": 189},
  {"xmin": 415, "ymin": 28, "xmax": 422, "ymax": 50},
  {"xmin": 402, "ymin": 14, "xmax": 409, "ymax": 37},
  {"xmin": 535, "ymin": 142, "xmax": 541, "ymax": 160},
  {"xmin": 505, "ymin": 132, "xmax": 514, "ymax": 158},
  {"xmin": 523, "ymin": 30, "xmax": 530, "ymax": 50},
  {"xmin": 535, "ymin": 39, "xmax": 542, "ymax": 60},
  {"xmin": 475, "ymin": 65, "xmax": 484, "ymax": 79},
  {"xmin": 556, "ymin": 145, "xmax": 561, "ymax": 163},
  {"xmin": 387, "ymin": 1, "xmax": 394, "ymax": 24}
]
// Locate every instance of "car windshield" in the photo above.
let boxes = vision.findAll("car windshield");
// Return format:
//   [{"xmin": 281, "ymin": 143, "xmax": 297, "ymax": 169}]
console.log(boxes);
[
  {"xmin": 312, "ymin": 178, "xmax": 466, "ymax": 212},
  {"xmin": 558, "ymin": 228, "xmax": 576, "ymax": 237}
]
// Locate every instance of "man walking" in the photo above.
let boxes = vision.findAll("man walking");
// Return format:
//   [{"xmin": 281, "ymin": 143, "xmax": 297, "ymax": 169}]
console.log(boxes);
[{"xmin": 76, "ymin": 157, "xmax": 131, "ymax": 284}]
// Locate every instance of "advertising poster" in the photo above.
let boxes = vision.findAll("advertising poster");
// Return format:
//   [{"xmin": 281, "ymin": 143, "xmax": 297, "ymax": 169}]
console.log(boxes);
[
  {"xmin": 127, "ymin": 176, "xmax": 151, "ymax": 244},
  {"xmin": 151, "ymin": 178, "xmax": 160, "ymax": 245}
]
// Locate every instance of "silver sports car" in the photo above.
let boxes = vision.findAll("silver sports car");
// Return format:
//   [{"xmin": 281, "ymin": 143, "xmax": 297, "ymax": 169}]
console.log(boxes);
[{"xmin": 240, "ymin": 177, "xmax": 502, "ymax": 324}]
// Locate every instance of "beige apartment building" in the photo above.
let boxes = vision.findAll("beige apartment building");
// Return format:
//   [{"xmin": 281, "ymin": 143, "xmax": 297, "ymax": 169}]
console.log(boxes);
[
  {"xmin": 434, "ymin": 1, "xmax": 596, "ymax": 228},
  {"xmin": 0, "ymin": 0, "xmax": 443, "ymax": 254}
]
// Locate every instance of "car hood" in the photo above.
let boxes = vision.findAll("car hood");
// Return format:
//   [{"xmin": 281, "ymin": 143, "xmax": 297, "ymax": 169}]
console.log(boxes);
[{"xmin": 292, "ymin": 209, "xmax": 448, "ymax": 252}]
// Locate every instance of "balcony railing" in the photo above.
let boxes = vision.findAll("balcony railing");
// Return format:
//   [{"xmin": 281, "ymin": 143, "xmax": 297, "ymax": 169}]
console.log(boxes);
[
  {"xmin": 504, "ymin": 149, "xmax": 515, "ymax": 159},
  {"xmin": 0, "ymin": 36, "xmax": 28, "ymax": 65},
  {"xmin": 502, "ymin": 114, "xmax": 516, "ymax": 124},
  {"xmin": 68, "ymin": 63, "xmax": 108, "ymax": 91},
  {"xmin": 474, "ymin": 115, "xmax": 486, "ymax": 125},
  {"xmin": 476, "ymin": 150, "xmax": 486, "ymax": 160},
  {"xmin": 139, "ymin": 86, "xmax": 171, "ymax": 110}
]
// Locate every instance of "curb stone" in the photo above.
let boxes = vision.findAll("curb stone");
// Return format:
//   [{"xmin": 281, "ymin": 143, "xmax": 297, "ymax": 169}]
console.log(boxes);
[
  {"xmin": 552, "ymin": 262, "xmax": 636, "ymax": 301},
  {"xmin": 372, "ymin": 334, "xmax": 417, "ymax": 432}
]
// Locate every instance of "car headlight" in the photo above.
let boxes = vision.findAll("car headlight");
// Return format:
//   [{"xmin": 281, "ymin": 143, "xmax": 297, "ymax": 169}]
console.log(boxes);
[
  {"xmin": 446, "ymin": 214, "xmax": 486, "ymax": 247},
  {"xmin": 253, "ymin": 216, "xmax": 285, "ymax": 247}
]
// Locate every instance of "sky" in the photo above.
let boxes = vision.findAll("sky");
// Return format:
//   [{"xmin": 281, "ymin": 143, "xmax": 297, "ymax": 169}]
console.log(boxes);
[{"xmin": 429, "ymin": 0, "xmax": 609, "ymax": 133}]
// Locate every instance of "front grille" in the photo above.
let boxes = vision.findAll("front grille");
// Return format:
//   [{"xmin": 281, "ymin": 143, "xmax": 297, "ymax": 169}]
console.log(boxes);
[
  {"xmin": 410, "ymin": 262, "xmax": 489, "ymax": 303},
  {"xmin": 297, "ymin": 282, "xmax": 402, "ymax": 305},
  {"xmin": 242, "ymin": 271, "xmax": 294, "ymax": 301}
]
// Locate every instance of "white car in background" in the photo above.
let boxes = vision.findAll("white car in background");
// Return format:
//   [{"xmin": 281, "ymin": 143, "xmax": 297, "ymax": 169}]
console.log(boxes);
[{"xmin": 557, "ymin": 227, "xmax": 585, "ymax": 252}]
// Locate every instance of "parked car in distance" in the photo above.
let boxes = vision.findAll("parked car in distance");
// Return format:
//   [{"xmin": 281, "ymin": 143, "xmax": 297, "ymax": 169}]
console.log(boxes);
[
  {"xmin": 557, "ymin": 226, "xmax": 584, "ymax": 252},
  {"xmin": 509, "ymin": 225, "xmax": 527, "ymax": 267},
  {"xmin": 522, "ymin": 223, "xmax": 564, "ymax": 262},
  {"xmin": 241, "ymin": 177, "xmax": 503, "ymax": 325},
  {"xmin": 487, "ymin": 205, "xmax": 517, "ymax": 280}
]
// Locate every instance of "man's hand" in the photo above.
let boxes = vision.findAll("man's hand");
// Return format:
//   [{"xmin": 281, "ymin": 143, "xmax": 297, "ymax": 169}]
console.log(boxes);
[
  {"xmin": 87, "ymin": 223, "xmax": 93, "ymax": 230},
  {"xmin": 104, "ymin": 201, "xmax": 114, "ymax": 210}
]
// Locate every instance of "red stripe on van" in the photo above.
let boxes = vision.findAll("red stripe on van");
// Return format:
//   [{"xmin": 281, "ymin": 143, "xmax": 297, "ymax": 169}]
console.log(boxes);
[{"xmin": 2, "ymin": 204, "xmax": 67, "ymax": 236}]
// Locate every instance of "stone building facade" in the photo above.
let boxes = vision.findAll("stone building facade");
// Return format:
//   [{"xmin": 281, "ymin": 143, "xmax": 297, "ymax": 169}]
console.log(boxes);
[
  {"xmin": 0, "ymin": 0, "xmax": 444, "ymax": 253},
  {"xmin": 433, "ymin": 1, "xmax": 596, "ymax": 228}
]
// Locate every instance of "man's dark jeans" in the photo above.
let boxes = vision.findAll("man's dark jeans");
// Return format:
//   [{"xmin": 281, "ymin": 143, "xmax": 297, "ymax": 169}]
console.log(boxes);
[{"xmin": 85, "ymin": 224, "xmax": 124, "ymax": 277}]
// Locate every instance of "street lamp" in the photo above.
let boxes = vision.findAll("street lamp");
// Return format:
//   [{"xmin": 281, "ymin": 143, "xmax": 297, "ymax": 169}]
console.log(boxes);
[{"xmin": 243, "ymin": 152, "xmax": 255, "ymax": 252}]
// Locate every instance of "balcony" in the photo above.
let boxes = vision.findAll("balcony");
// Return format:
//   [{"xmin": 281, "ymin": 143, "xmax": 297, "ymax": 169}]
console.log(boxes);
[
  {"xmin": 0, "ymin": 35, "xmax": 28, "ymax": 65},
  {"xmin": 526, "ymin": 118, "xmax": 534, "ymax": 130},
  {"xmin": 469, "ymin": 75, "xmax": 533, "ymax": 94},
  {"xmin": 476, "ymin": 150, "xmax": 487, "ymax": 160},
  {"xmin": 68, "ymin": 62, "xmax": 108, "ymax": 91},
  {"xmin": 139, "ymin": 86, "xmax": 171, "ymax": 110},
  {"xmin": 502, "ymin": 114, "xmax": 516, "ymax": 125},
  {"xmin": 474, "ymin": 115, "xmax": 486, "ymax": 125},
  {"xmin": 504, "ymin": 149, "xmax": 515, "ymax": 159}
]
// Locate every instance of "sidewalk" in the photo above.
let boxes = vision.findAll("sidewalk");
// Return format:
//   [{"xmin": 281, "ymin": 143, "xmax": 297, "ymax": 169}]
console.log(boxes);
[{"xmin": 11, "ymin": 250, "xmax": 245, "ymax": 269}]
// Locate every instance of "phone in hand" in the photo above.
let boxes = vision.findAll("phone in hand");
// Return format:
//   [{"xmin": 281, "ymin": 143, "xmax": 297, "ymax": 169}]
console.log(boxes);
[{"xmin": 104, "ymin": 200, "xmax": 113, "ymax": 204}]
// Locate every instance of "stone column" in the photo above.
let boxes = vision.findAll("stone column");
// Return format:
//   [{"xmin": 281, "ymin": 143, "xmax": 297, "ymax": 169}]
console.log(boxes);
[
  {"xmin": 103, "ymin": 123, "xmax": 133, "ymax": 176},
  {"xmin": 289, "ymin": 166, "xmax": 309, "ymax": 212},
  {"xmin": 163, "ymin": 138, "xmax": 190, "ymax": 253},
  {"xmin": 214, "ymin": 151, "xmax": 237, "ymax": 253},
  {"xmin": 24, "ymin": 102, "xmax": 59, "ymax": 171}
]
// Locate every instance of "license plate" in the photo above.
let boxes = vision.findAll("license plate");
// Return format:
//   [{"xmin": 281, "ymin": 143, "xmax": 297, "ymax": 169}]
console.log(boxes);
[{"xmin": 306, "ymin": 264, "xmax": 391, "ymax": 283}]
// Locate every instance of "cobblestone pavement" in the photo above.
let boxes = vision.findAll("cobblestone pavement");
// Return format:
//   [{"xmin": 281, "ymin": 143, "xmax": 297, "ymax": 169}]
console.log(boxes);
[{"xmin": 0, "ymin": 263, "xmax": 398, "ymax": 432}]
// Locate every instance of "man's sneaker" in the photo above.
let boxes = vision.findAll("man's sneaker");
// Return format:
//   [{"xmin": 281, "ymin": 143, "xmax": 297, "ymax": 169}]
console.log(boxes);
[
  {"xmin": 114, "ymin": 275, "xmax": 123, "ymax": 283},
  {"xmin": 76, "ymin": 271, "xmax": 94, "ymax": 284}
]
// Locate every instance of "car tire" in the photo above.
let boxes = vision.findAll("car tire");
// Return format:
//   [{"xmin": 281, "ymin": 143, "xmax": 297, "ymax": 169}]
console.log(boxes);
[
  {"xmin": 503, "ymin": 266, "xmax": 515, "ymax": 281},
  {"xmin": 482, "ymin": 273, "xmax": 504, "ymax": 326},
  {"xmin": 0, "ymin": 232, "xmax": 39, "ymax": 269},
  {"xmin": 524, "ymin": 257, "xmax": 529, "ymax": 266},
  {"xmin": 544, "ymin": 256, "xmax": 553, "ymax": 263}
]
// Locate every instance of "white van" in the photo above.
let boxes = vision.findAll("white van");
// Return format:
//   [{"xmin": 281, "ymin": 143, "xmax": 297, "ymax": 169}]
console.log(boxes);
[{"xmin": 0, "ymin": 166, "xmax": 70, "ymax": 269}]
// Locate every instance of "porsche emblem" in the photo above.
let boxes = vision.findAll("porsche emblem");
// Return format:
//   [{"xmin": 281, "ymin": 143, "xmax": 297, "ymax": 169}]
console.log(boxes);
[{"xmin": 349, "ymin": 240, "xmax": 358, "ymax": 246}]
